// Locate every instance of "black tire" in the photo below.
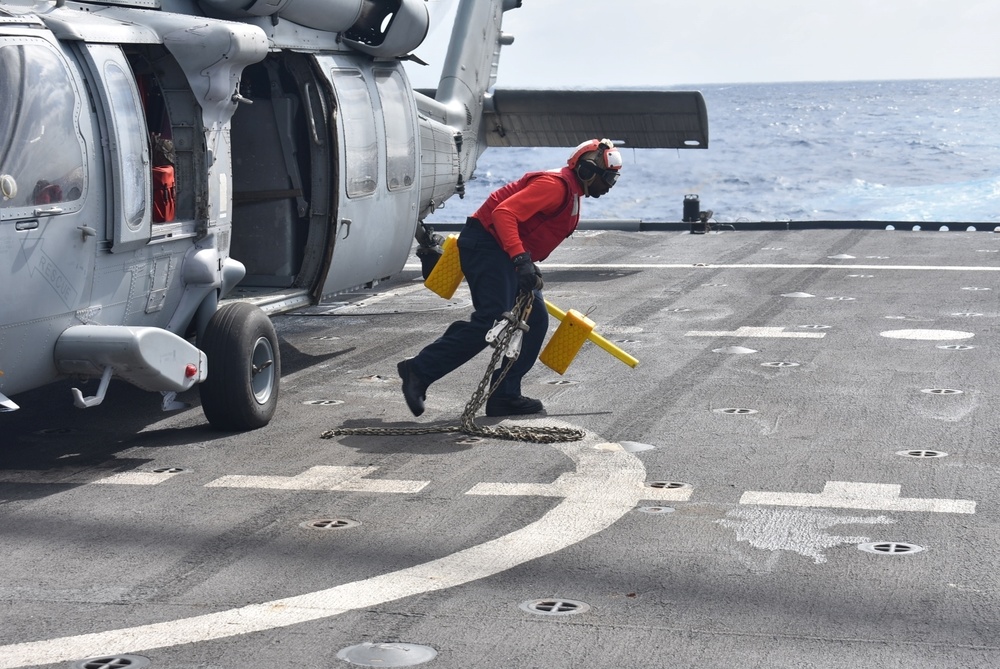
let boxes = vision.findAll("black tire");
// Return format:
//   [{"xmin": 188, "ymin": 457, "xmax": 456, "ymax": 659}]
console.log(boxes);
[{"xmin": 199, "ymin": 302, "xmax": 280, "ymax": 430}]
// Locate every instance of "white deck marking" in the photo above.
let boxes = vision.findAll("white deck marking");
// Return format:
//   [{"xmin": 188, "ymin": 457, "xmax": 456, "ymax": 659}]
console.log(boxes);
[
  {"xmin": 685, "ymin": 326, "xmax": 826, "ymax": 339},
  {"xmin": 205, "ymin": 465, "xmax": 429, "ymax": 494},
  {"xmin": 880, "ymin": 329, "xmax": 975, "ymax": 341},
  {"xmin": 407, "ymin": 262, "xmax": 1000, "ymax": 272},
  {"xmin": 716, "ymin": 508, "xmax": 895, "ymax": 565},
  {"xmin": 468, "ymin": 444, "xmax": 692, "ymax": 502},
  {"xmin": 0, "ymin": 471, "xmax": 180, "ymax": 486},
  {"xmin": 0, "ymin": 427, "xmax": 652, "ymax": 668},
  {"xmin": 740, "ymin": 481, "xmax": 976, "ymax": 514},
  {"xmin": 93, "ymin": 471, "xmax": 184, "ymax": 486}
]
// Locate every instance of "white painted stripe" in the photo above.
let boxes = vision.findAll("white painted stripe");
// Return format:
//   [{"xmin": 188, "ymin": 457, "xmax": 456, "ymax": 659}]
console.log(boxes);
[
  {"xmin": 0, "ymin": 427, "xmax": 650, "ymax": 668},
  {"xmin": 740, "ymin": 481, "xmax": 976, "ymax": 514},
  {"xmin": 468, "ymin": 444, "xmax": 692, "ymax": 502},
  {"xmin": 880, "ymin": 329, "xmax": 975, "ymax": 341},
  {"xmin": 685, "ymin": 326, "xmax": 825, "ymax": 339},
  {"xmin": 205, "ymin": 465, "xmax": 429, "ymax": 494},
  {"xmin": 93, "ymin": 471, "xmax": 182, "ymax": 486},
  {"xmin": 407, "ymin": 262, "xmax": 1000, "ymax": 272},
  {"xmin": 0, "ymin": 471, "xmax": 183, "ymax": 486}
]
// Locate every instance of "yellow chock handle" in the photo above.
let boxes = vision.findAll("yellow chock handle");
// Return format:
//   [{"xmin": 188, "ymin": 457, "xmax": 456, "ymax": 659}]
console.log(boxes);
[{"xmin": 544, "ymin": 301, "xmax": 639, "ymax": 369}]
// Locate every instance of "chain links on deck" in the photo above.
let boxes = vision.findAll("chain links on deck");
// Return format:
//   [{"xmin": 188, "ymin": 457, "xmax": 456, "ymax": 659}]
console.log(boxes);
[{"xmin": 320, "ymin": 292, "xmax": 585, "ymax": 444}]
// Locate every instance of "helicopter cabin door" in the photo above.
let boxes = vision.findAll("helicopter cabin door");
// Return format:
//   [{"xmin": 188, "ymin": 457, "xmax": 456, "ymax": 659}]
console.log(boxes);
[
  {"xmin": 313, "ymin": 57, "xmax": 420, "ymax": 296},
  {"xmin": 77, "ymin": 44, "xmax": 152, "ymax": 253}
]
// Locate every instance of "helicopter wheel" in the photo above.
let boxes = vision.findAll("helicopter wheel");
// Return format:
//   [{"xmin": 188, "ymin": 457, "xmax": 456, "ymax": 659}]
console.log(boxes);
[{"xmin": 199, "ymin": 302, "xmax": 280, "ymax": 430}]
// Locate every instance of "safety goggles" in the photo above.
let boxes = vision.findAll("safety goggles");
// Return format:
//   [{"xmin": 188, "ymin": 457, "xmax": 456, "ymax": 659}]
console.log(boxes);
[{"xmin": 579, "ymin": 160, "xmax": 620, "ymax": 188}]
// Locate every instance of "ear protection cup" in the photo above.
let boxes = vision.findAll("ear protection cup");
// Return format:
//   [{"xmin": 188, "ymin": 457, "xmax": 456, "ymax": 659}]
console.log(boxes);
[{"xmin": 576, "ymin": 159, "xmax": 599, "ymax": 181}]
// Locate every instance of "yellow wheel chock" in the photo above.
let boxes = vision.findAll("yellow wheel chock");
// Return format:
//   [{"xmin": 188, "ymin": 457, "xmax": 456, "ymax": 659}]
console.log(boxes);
[
  {"xmin": 424, "ymin": 234, "xmax": 464, "ymax": 299},
  {"xmin": 422, "ymin": 233, "xmax": 638, "ymax": 373},
  {"xmin": 540, "ymin": 301, "xmax": 639, "ymax": 373}
]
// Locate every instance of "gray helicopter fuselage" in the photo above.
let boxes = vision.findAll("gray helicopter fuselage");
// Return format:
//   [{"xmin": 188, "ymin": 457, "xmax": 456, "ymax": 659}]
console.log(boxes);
[{"xmin": 0, "ymin": 0, "xmax": 708, "ymax": 428}]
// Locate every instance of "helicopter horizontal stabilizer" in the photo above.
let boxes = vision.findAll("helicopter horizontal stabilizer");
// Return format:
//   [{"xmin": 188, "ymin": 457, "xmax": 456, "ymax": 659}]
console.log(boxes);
[{"xmin": 483, "ymin": 88, "xmax": 709, "ymax": 149}]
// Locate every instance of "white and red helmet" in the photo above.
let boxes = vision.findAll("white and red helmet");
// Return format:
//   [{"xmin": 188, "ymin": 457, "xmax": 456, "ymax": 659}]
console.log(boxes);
[{"xmin": 568, "ymin": 138, "xmax": 622, "ymax": 197}]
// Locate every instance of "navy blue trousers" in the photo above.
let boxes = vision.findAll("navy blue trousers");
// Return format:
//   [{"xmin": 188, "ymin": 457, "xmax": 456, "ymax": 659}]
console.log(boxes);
[{"xmin": 409, "ymin": 222, "xmax": 548, "ymax": 399}]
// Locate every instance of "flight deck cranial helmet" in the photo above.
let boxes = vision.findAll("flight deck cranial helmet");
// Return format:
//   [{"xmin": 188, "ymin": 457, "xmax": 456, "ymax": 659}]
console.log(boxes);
[{"xmin": 568, "ymin": 138, "xmax": 622, "ymax": 198}]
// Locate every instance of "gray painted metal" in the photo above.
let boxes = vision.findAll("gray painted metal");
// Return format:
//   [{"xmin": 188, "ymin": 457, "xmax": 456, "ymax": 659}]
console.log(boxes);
[
  {"xmin": 484, "ymin": 89, "xmax": 710, "ymax": 149},
  {"xmin": 3, "ymin": 229, "xmax": 1000, "ymax": 668}
]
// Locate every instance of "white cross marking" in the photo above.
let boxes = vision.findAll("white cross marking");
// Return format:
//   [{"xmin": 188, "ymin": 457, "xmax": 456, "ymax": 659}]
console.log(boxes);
[
  {"xmin": 740, "ymin": 481, "xmax": 975, "ymax": 514},
  {"xmin": 205, "ymin": 465, "xmax": 429, "ymax": 494}
]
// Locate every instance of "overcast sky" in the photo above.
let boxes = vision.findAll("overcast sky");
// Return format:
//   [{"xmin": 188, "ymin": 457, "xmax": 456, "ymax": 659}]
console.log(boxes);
[{"xmin": 406, "ymin": 0, "xmax": 1000, "ymax": 88}]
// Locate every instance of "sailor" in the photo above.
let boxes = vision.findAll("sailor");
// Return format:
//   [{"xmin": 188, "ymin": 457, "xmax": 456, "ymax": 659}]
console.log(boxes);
[{"xmin": 398, "ymin": 138, "xmax": 623, "ymax": 417}]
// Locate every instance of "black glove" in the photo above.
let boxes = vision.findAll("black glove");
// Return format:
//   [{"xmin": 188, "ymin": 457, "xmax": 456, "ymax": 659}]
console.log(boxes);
[{"xmin": 512, "ymin": 252, "xmax": 543, "ymax": 293}]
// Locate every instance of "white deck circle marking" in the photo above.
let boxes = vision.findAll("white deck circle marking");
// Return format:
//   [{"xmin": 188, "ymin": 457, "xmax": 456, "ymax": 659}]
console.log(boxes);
[
  {"xmin": 879, "ymin": 329, "xmax": 975, "ymax": 341},
  {"xmin": 0, "ymin": 423, "xmax": 675, "ymax": 668}
]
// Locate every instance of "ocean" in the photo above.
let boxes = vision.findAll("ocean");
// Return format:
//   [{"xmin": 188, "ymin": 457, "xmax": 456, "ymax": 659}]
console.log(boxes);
[{"xmin": 423, "ymin": 78, "xmax": 1000, "ymax": 225}]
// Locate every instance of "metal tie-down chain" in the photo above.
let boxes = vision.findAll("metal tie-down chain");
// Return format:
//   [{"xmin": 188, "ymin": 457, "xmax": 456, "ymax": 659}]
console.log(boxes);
[{"xmin": 320, "ymin": 292, "xmax": 585, "ymax": 444}]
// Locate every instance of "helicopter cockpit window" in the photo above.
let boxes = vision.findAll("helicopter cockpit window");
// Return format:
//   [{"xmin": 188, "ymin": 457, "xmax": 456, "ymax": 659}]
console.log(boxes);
[
  {"xmin": 0, "ymin": 41, "xmax": 85, "ymax": 214},
  {"xmin": 374, "ymin": 69, "xmax": 415, "ymax": 192},
  {"xmin": 331, "ymin": 69, "xmax": 378, "ymax": 198}
]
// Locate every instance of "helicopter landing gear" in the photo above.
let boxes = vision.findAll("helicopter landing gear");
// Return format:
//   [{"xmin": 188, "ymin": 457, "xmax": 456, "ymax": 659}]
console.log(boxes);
[{"xmin": 199, "ymin": 302, "xmax": 280, "ymax": 430}]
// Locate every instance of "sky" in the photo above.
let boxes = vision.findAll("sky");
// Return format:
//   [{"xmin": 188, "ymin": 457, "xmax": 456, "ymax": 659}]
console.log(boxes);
[{"xmin": 405, "ymin": 0, "xmax": 1000, "ymax": 88}]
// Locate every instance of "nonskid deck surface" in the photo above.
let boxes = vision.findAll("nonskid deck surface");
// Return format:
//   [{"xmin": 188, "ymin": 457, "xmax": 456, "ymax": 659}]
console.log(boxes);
[{"xmin": 3, "ymin": 228, "xmax": 999, "ymax": 668}]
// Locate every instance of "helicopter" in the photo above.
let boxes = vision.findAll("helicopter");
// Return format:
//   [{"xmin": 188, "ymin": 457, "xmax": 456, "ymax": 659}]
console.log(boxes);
[{"xmin": 0, "ymin": 0, "xmax": 709, "ymax": 431}]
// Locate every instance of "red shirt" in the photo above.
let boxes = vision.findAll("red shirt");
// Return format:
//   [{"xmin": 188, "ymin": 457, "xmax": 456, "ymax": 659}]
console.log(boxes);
[{"xmin": 472, "ymin": 167, "xmax": 582, "ymax": 261}]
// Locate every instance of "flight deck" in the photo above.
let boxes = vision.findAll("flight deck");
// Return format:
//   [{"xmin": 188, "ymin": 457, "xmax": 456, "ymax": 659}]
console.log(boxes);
[{"xmin": 2, "ymin": 227, "xmax": 998, "ymax": 668}]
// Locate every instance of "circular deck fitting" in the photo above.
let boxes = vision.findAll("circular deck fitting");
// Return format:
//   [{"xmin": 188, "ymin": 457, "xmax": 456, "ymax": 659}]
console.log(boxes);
[
  {"xmin": 152, "ymin": 467, "xmax": 185, "ymax": 474},
  {"xmin": 302, "ymin": 399, "xmax": 345, "ymax": 406},
  {"xmin": 921, "ymin": 388, "xmax": 964, "ymax": 395},
  {"xmin": 644, "ymin": 481, "xmax": 691, "ymax": 490},
  {"xmin": 937, "ymin": 344, "xmax": 975, "ymax": 351},
  {"xmin": 858, "ymin": 542, "xmax": 925, "ymax": 555},
  {"xmin": 798, "ymin": 324, "xmax": 831, "ymax": 330},
  {"xmin": 896, "ymin": 449, "xmax": 948, "ymax": 458},
  {"xmin": 72, "ymin": 656, "xmax": 151, "ymax": 669},
  {"xmin": 637, "ymin": 506, "xmax": 675, "ymax": 514},
  {"xmin": 300, "ymin": 518, "xmax": 360, "ymax": 530},
  {"xmin": 519, "ymin": 598, "xmax": 591, "ymax": 616},
  {"xmin": 761, "ymin": 361, "xmax": 800, "ymax": 368},
  {"xmin": 713, "ymin": 408, "xmax": 758, "ymax": 415},
  {"xmin": 336, "ymin": 642, "xmax": 438, "ymax": 667}
]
